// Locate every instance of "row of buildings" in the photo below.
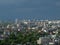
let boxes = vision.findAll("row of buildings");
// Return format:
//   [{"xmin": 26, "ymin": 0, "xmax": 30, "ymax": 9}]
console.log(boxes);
[{"xmin": 0, "ymin": 19, "xmax": 60, "ymax": 45}]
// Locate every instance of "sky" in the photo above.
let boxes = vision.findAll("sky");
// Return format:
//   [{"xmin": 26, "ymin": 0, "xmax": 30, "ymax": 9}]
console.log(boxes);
[{"xmin": 0, "ymin": 0, "xmax": 59, "ymax": 20}]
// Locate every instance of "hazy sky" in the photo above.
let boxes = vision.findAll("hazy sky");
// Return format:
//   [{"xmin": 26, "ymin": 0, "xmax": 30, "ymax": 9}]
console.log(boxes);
[{"xmin": 0, "ymin": 0, "xmax": 59, "ymax": 20}]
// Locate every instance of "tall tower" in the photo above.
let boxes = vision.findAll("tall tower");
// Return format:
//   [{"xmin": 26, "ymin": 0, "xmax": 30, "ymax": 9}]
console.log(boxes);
[
  {"xmin": 42, "ymin": 22, "xmax": 46, "ymax": 31},
  {"xmin": 15, "ymin": 18, "xmax": 18, "ymax": 24},
  {"xmin": 44, "ymin": 22, "xmax": 46, "ymax": 28}
]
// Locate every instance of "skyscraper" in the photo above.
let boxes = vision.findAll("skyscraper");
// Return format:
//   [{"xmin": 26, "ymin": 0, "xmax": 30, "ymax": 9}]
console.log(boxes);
[{"xmin": 15, "ymin": 18, "xmax": 18, "ymax": 24}]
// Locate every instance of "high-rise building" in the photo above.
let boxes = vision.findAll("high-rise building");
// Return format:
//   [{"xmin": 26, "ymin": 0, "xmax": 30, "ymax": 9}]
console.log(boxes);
[{"xmin": 15, "ymin": 18, "xmax": 18, "ymax": 24}]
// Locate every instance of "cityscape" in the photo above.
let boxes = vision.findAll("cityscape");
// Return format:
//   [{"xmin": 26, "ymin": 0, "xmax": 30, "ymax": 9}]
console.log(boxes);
[
  {"xmin": 0, "ymin": 0, "xmax": 59, "ymax": 45},
  {"xmin": 0, "ymin": 19, "xmax": 60, "ymax": 45}
]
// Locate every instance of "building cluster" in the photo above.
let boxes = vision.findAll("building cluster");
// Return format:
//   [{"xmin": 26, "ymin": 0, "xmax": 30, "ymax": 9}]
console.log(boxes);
[{"xmin": 0, "ymin": 19, "xmax": 60, "ymax": 45}]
